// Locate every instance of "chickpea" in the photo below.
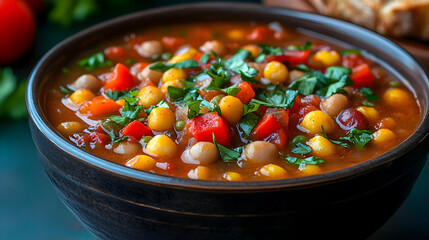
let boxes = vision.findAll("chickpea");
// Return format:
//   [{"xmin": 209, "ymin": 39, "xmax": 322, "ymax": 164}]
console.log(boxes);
[
  {"xmin": 137, "ymin": 40, "xmax": 163, "ymax": 58},
  {"xmin": 313, "ymin": 50, "xmax": 341, "ymax": 66},
  {"xmin": 372, "ymin": 129, "xmax": 396, "ymax": 145},
  {"xmin": 148, "ymin": 107, "xmax": 175, "ymax": 131},
  {"xmin": 298, "ymin": 164, "xmax": 321, "ymax": 176},
  {"xmin": 320, "ymin": 94, "xmax": 348, "ymax": 117},
  {"xmin": 200, "ymin": 40, "xmax": 225, "ymax": 56},
  {"xmin": 300, "ymin": 110, "xmax": 335, "ymax": 135},
  {"xmin": 138, "ymin": 86, "xmax": 164, "ymax": 109},
  {"xmin": 125, "ymin": 155, "xmax": 156, "ymax": 171},
  {"xmin": 181, "ymin": 142, "xmax": 219, "ymax": 165},
  {"xmin": 308, "ymin": 136, "xmax": 336, "ymax": 158},
  {"xmin": 242, "ymin": 44, "xmax": 260, "ymax": 58},
  {"xmin": 69, "ymin": 74, "xmax": 102, "ymax": 92},
  {"xmin": 263, "ymin": 61, "xmax": 289, "ymax": 84},
  {"xmin": 188, "ymin": 166, "xmax": 211, "ymax": 180},
  {"xmin": 57, "ymin": 122, "xmax": 84, "ymax": 136},
  {"xmin": 223, "ymin": 172, "xmax": 243, "ymax": 181},
  {"xmin": 383, "ymin": 88, "xmax": 413, "ymax": 108},
  {"xmin": 356, "ymin": 106, "xmax": 379, "ymax": 122},
  {"xmin": 69, "ymin": 89, "xmax": 96, "ymax": 104},
  {"xmin": 145, "ymin": 135, "xmax": 177, "ymax": 158},
  {"xmin": 168, "ymin": 47, "xmax": 198, "ymax": 64},
  {"xmin": 259, "ymin": 164, "xmax": 287, "ymax": 178},
  {"xmin": 138, "ymin": 64, "xmax": 163, "ymax": 84},
  {"xmin": 243, "ymin": 141, "xmax": 278, "ymax": 164},
  {"xmin": 162, "ymin": 68, "xmax": 187, "ymax": 83},
  {"xmin": 219, "ymin": 96, "xmax": 243, "ymax": 125}
]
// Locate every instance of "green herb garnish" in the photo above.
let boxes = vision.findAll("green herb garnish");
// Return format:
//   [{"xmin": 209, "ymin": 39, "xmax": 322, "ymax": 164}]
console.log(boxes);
[
  {"xmin": 291, "ymin": 142, "xmax": 312, "ymax": 155},
  {"xmin": 285, "ymin": 156, "xmax": 324, "ymax": 166},
  {"xmin": 321, "ymin": 125, "xmax": 350, "ymax": 148},
  {"xmin": 150, "ymin": 59, "xmax": 200, "ymax": 72},
  {"xmin": 212, "ymin": 133, "xmax": 244, "ymax": 162},
  {"xmin": 340, "ymin": 128, "xmax": 373, "ymax": 148},
  {"xmin": 78, "ymin": 52, "xmax": 113, "ymax": 71}
]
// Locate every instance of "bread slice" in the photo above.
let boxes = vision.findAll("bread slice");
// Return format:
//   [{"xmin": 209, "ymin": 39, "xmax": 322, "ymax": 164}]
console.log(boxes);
[{"xmin": 308, "ymin": 0, "xmax": 429, "ymax": 40}]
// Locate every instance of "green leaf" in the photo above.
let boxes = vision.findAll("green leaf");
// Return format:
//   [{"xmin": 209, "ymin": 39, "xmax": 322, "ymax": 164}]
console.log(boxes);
[
  {"xmin": 212, "ymin": 133, "xmax": 243, "ymax": 162},
  {"xmin": 187, "ymin": 100, "xmax": 203, "ymax": 119},
  {"xmin": 362, "ymin": 100, "xmax": 374, "ymax": 107},
  {"xmin": 108, "ymin": 115, "xmax": 130, "ymax": 126},
  {"xmin": 150, "ymin": 59, "xmax": 200, "ymax": 72},
  {"xmin": 0, "ymin": 80, "xmax": 27, "ymax": 119},
  {"xmin": 254, "ymin": 54, "xmax": 266, "ymax": 63},
  {"xmin": 285, "ymin": 156, "xmax": 324, "ymax": 166},
  {"xmin": 240, "ymin": 71, "xmax": 260, "ymax": 84},
  {"xmin": 243, "ymin": 103, "xmax": 260, "ymax": 115},
  {"xmin": 340, "ymin": 128, "xmax": 373, "ymax": 148},
  {"xmin": 258, "ymin": 44, "xmax": 283, "ymax": 56},
  {"xmin": 287, "ymin": 75, "xmax": 318, "ymax": 96},
  {"xmin": 78, "ymin": 52, "xmax": 113, "ymax": 71},
  {"xmin": 324, "ymin": 66, "xmax": 352, "ymax": 80},
  {"xmin": 360, "ymin": 87, "xmax": 379, "ymax": 102},
  {"xmin": 340, "ymin": 49, "xmax": 362, "ymax": 56},
  {"xmin": 200, "ymin": 53, "xmax": 210, "ymax": 64},
  {"xmin": 224, "ymin": 49, "xmax": 258, "ymax": 77},
  {"xmin": 111, "ymin": 136, "xmax": 129, "ymax": 144},
  {"xmin": 60, "ymin": 85, "xmax": 72, "ymax": 94},
  {"xmin": 291, "ymin": 143, "xmax": 312, "ymax": 154},
  {"xmin": 321, "ymin": 125, "xmax": 350, "ymax": 148},
  {"xmin": 287, "ymin": 41, "xmax": 313, "ymax": 51},
  {"xmin": 144, "ymin": 100, "xmax": 169, "ymax": 115},
  {"xmin": 252, "ymin": 89, "xmax": 298, "ymax": 109},
  {"xmin": 105, "ymin": 89, "xmax": 139, "ymax": 101},
  {"xmin": 239, "ymin": 112, "xmax": 260, "ymax": 136},
  {"xmin": 295, "ymin": 64, "xmax": 310, "ymax": 72}
]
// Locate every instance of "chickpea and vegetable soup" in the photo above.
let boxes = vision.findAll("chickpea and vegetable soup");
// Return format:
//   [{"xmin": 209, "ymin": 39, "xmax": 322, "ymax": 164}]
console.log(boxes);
[{"xmin": 45, "ymin": 22, "xmax": 421, "ymax": 181}]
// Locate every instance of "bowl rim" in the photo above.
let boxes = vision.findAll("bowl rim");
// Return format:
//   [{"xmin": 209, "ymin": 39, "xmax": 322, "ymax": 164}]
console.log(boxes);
[{"xmin": 26, "ymin": 2, "xmax": 429, "ymax": 190}]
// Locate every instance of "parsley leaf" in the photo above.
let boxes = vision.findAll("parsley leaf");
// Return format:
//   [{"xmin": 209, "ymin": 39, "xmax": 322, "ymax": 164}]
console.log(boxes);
[
  {"xmin": 360, "ymin": 87, "xmax": 379, "ymax": 102},
  {"xmin": 224, "ymin": 49, "xmax": 258, "ymax": 77},
  {"xmin": 212, "ymin": 133, "xmax": 243, "ymax": 162},
  {"xmin": 251, "ymin": 89, "xmax": 298, "ymax": 109},
  {"xmin": 243, "ymin": 103, "xmax": 260, "ymax": 115},
  {"xmin": 149, "ymin": 59, "xmax": 200, "ymax": 72},
  {"xmin": 106, "ymin": 89, "xmax": 138, "ymax": 101},
  {"xmin": 187, "ymin": 100, "xmax": 204, "ymax": 119},
  {"xmin": 78, "ymin": 52, "xmax": 113, "ymax": 71},
  {"xmin": 291, "ymin": 143, "xmax": 312, "ymax": 154},
  {"xmin": 167, "ymin": 80, "xmax": 199, "ymax": 104},
  {"xmin": 240, "ymin": 71, "xmax": 260, "ymax": 84},
  {"xmin": 287, "ymin": 41, "xmax": 313, "ymax": 51},
  {"xmin": 288, "ymin": 74, "xmax": 318, "ymax": 95},
  {"xmin": 239, "ymin": 112, "xmax": 260, "ymax": 136},
  {"xmin": 108, "ymin": 91, "xmax": 143, "ymax": 125},
  {"xmin": 258, "ymin": 44, "xmax": 283, "ymax": 56},
  {"xmin": 200, "ymin": 53, "xmax": 210, "ymax": 64},
  {"xmin": 60, "ymin": 85, "xmax": 72, "ymax": 94},
  {"xmin": 340, "ymin": 128, "xmax": 373, "ymax": 148},
  {"xmin": 111, "ymin": 136, "xmax": 129, "ymax": 144},
  {"xmin": 321, "ymin": 125, "xmax": 350, "ymax": 148},
  {"xmin": 144, "ymin": 100, "xmax": 169, "ymax": 115},
  {"xmin": 285, "ymin": 156, "xmax": 324, "ymax": 166},
  {"xmin": 340, "ymin": 49, "xmax": 362, "ymax": 56}
]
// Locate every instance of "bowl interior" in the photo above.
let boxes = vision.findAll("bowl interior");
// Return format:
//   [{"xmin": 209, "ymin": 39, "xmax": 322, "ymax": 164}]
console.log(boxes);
[{"xmin": 27, "ymin": 2, "xmax": 429, "ymax": 189}]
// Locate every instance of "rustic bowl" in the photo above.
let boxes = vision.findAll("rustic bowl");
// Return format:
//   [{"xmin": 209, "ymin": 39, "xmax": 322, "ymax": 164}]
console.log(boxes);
[{"xmin": 26, "ymin": 2, "xmax": 429, "ymax": 240}]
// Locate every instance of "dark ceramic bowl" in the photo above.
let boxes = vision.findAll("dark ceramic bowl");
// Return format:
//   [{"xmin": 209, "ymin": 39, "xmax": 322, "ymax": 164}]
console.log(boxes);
[{"xmin": 27, "ymin": 2, "xmax": 429, "ymax": 240}]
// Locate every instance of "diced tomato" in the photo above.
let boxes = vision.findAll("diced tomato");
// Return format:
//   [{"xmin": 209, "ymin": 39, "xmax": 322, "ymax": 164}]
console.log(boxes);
[
  {"xmin": 121, "ymin": 120, "xmax": 153, "ymax": 140},
  {"xmin": 342, "ymin": 53, "xmax": 366, "ymax": 68},
  {"xmin": 336, "ymin": 108, "xmax": 369, "ymax": 130},
  {"xmin": 235, "ymin": 81, "xmax": 255, "ymax": 104},
  {"xmin": 130, "ymin": 62, "xmax": 150, "ymax": 76},
  {"xmin": 290, "ymin": 96, "xmax": 301, "ymax": 114},
  {"xmin": 162, "ymin": 36, "xmax": 186, "ymax": 50},
  {"xmin": 187, "ymin": 112, "xmax": 231, "ymax": 146},
  {"xmin": 266, "ymin": 108, "xmax": 289, "ymax": 128},
  {"xmin": 301, "ymin": 95, "xmax": 321, "ymax": 107},
  {"xmin": 104, "ymin": 46, "xmax": 127, "ymax": 61},
  {"xmin": 90, "ymin": 132, "xmax": 110, "ymax": 146},
  {"xmin": 253, "ymin": 114, "xmax": 282, "ymax": 140},
  {"xmin": 267, "ymin": 128, "xmax": 288, "ymax": 148},
  {"xmin": 350, "ymin": 63, "xmax": 375, "ymax": 88},
  {"xmin": 267, "ymin": 50, "xmax": 310, "ymax": 66},
  {"xmin": 298, "ymin": 105, "xmax": 318, "ymax": 121},
  {"xmin": 104, "ymin": 63, "xmax": 136, "ymax": 92},
  {"xmin": 247, "ymin": 26, "xmax": 273, "ymax": 42},
  {"xmin": 79, "ymin": 96, "xmax": 120, "ymax": 119}
]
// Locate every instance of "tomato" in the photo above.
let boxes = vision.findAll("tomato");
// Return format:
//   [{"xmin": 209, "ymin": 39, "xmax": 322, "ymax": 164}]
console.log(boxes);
[
  {"xmin": 350, "ymin": 63, "xmax": 376, "ymax": 88},
  {"xmin": 0, "ymin": 0, "xmax": 36, "ymax": 65},
  {"xmin": 247, "ymin": 26, "xmax": 273, "ymax": 42},
  {"xmin": 336, "ymin": 108, "xmax": 369, "ymax": 130}
]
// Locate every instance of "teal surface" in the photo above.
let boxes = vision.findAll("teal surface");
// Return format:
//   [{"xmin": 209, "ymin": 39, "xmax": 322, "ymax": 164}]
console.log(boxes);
[{"xmin": 1, "ymin": 1, "xmax": 428, "ymax": 239}]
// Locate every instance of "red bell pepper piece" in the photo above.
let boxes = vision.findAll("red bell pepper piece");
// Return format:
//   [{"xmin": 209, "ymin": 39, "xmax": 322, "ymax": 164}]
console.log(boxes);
[
  {"xmin": 247, "ymin": 26, "xmax": 273, "ymax": 42},
  {"xmin": 266, "ymin": 108, "xmax": 289, "ymax": 128},
  {"xmin": 235, "ymin": 81, "xmax": 255, "ymax": 104},
  {"xmin": 252, "ymin": 114, "xmax": 282, "ymax": 140},
  {"xmin": 79, "ymin": 96, "xmax": 120, "ymax": 119},
  {"xmin": 350, "ymin": 63, "xmax": 375, "ymax": 88},
  {"xmin": 267, "ymin": 50, "xmax": 310, "ymax": 66},
  {"xmin": 187, "ymin": 112, "xmax": 231, "ymax": 146},
  {"xmin": 104, "ymin": 63, "xmax": 135, "ymax": 92},
  {"xmin": 121, "ymin": 120, "xmax": 153, "ymax": 140}
]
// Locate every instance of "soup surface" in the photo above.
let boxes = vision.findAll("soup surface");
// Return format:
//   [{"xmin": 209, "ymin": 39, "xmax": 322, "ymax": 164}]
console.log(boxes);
[{"xmin": 45, "ymin": 22, "xmax": 421, "ymax": 181}]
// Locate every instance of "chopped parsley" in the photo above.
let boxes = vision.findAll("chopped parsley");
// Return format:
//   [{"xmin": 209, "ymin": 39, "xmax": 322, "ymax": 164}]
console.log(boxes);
[
  {"xmin": 239, "ymin": 103, "xmax": 261, "ymax": 136},
  {"xmin": 285, "ymin": 156, "xmax": 324, "ymax": 166},
  {"xmin": 340, "ymin": 49, "xmax": 362, "ymax": 56},
  {"xmin": 78, "ymin": 52, "xmax": 113, "ymax": 71},
  {"xmin": 291, "ymin": 143, "xmax": 312, "ymax": 155},
  {"xmin": 360, "ymin": 87, "xmax": 379, "ymax": 106},
  {"xmin": 340, "ymin": 128, "xmax": 373, "ymax": 148},
  {"xmin": 106, "ymin": 89, "xmax": 139, "ymax": 101},
  {"xmin": 321, "ymin": 125, "xmax": 350, "ymax": 148},
  {"xmin": 144, "ymin": 100, "xmax": 169, "ymax": 115},
  {"xmin": 287, "ymin": 41, "xmax": 313, "ymax": 51},
  {"xmin": 150, "ymin": 59, "xmax": 200, "ymax": 72},
  {"xmin": 212, "ymin": 133, "xmax": 244, "ymax": 162},
  {"xmin": 108, "ymin": 92, "xmax": 143, "ymax": 125},
  {"xmin": 251, "ymin": 88, "xmax": 298, "ymax": 109},
  {"xmin": 224, "ymin": 49, "xmax": 258, "ymax": 77}
]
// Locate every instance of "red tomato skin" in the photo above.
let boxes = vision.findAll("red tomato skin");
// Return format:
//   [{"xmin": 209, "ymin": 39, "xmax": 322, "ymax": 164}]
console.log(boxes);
[
  {"xmin": 0, "ymin": 0, "xmax": 36, "ymax": 64},
  {"xmin": 247, "ymin": 26, "xmax": 273, "ymax": 42},
  {"xmin": 336, "ymin": 108, "xmax": 369, "ymax": 130},
  {"xmin": 253, "ymin": 114, "xmax": 282, "ymax": 140},
  {"xmin": 104, "ymin": 46, "xmax": 127, "ymax": 61},
  {"xmin": 350, "ymin": 63, "xmax": 376, "ymax": 88},
  {"xmin": 103, "ymin": 63, "xmax": 135, "ymax": 92},
  {"xmin": 187, "ymin": 112, "xmax": 231, "ymax": 146},
  {"xmin": 266, "ymin": 50, "xmax": 310, "ymax": 66},
  {"xmin": 121, "ymin": 120, "xmax": 153, "ymax": 140}
]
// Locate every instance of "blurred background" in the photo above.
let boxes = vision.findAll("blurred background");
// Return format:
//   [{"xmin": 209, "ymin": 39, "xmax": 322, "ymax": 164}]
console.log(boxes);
[{"xmin": 0, "ymin": 0, "xmax": 428, "ymax": 239}]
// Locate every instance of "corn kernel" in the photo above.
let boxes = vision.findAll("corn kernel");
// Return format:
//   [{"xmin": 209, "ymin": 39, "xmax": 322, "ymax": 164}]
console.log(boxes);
[
  {"xmin": 300, "ymin": 110, "xmax": 335, "ymax": 135},
  {"xmin": 308, "ymin": 136, "xmax": 336, "ymax": 158},
  {"xmin": 148, "ymin": 107, "xmax": 175, "ymax": 131},
  {"xmin": 188, "ymin": 166, "xmax": 211, "ymax": 180},
  {"xmin": 219, "ymin": 96, "xmax": 243, "ymax": 125},
  {"xmin": 372, "ymin": 129, "xmax": 396, "ymax": 145},
  {"xmin": 263, "ymin": 61, "xmax": 289, "ymax": 84},
  {"xmin": 227, "ymin": 29, "xmax": 246, "ymax": 41},
  {"xmin": 356, "ymin": 106, "xmax": 379, "ymax": 122},
  {"xmin": 161, "ymin": 79, "xmax": 184, "ymax": 94},
  {"xmin": 69, "ymin": 89, "xmax": 95, "ymax": 104},
  {"xmin": 168, "ymin": 47, "xmax": 198, "ymax": 64},
  {"xmin": 223, "ymin": 172, "xmax": 243, "ymax": 181},
  {"xmin": 125, "ymin": 155, "xmax": 156, "ymax": 171},
  {"xmin": 242, "ymin": 44, "xmax": 260, "ymax": 58},
  {"xmin": 57, "ymin": 122, "xmax": 84, "ymax": 136},
  {"xmin": 138, "ymin": 86, "xmax": 164, "ymax": 109},
  {"xmin": 145, "ymin": 135, "xmax": 177, "ymax": 158},
  {"xmin": 298, "ymin": 164, "xmax": 322, "ymax": 176},
  {"xmin": 260, "ymin": 164, "xmax": 287, "ymax": 178},
  {"xmin": 162, "ymin": 68, "xmax": 187, "ymax": 83},
  {"xmin": 313, "ymin": 50, "xmax": 341, "ymax": 66},
  {"xmin": 383, "ymin": 88, "xmax": 413, "ymax": 108}
]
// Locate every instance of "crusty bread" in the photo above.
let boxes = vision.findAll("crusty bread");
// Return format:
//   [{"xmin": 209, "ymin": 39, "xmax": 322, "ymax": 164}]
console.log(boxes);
[{"xmin": 308, "ymin": 0, "xmax": 429, "ymax": 40}]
